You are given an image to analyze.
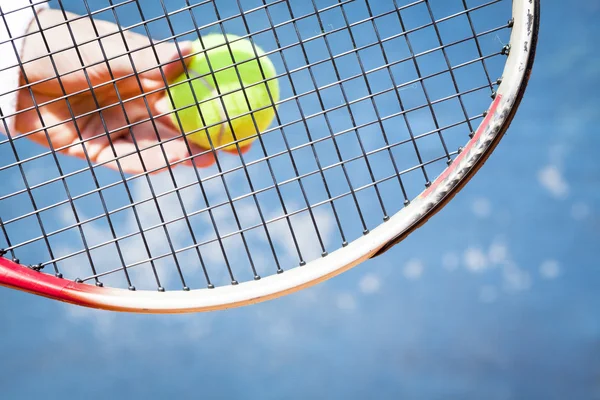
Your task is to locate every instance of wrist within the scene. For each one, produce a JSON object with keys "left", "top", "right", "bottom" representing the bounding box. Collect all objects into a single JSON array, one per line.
[{"left": 0, "top": 1, "right": 49, "bottom": 134}]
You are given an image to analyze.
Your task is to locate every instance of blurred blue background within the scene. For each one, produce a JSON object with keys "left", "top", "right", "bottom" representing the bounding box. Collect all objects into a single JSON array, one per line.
[{"left": 0, "top": 0, "right": 599, "bottom": 399}]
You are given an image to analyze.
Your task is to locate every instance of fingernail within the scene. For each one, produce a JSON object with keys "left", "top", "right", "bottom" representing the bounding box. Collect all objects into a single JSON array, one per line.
[
  {"left": 155, "top": 96, "right": 171, "bottom": 116},
  {"left": 178, "top": 41, "right": 193, "bottom": 56}
]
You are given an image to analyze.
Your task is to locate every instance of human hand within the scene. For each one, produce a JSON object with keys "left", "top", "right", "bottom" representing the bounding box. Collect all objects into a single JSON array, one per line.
[{"left": 15, "top": 9, "right": 242, "bottom": 174}]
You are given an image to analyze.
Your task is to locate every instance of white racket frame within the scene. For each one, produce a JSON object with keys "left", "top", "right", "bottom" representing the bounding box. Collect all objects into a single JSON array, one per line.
[{"left": 0, "top": 0, "right": 540, "bottom": 313}]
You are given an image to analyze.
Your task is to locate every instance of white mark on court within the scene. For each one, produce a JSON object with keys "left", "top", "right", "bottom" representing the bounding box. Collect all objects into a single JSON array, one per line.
[
  {"left": 479, "top": 285, "right": 498, "bottom": 304},
  {"left": 464, "top": 247, "right": 488, "bottom": 272},
  {"left": 494, "top": 34, "right": 507, "bottom": 47},
  {"left": 269, "top": 319, "right": 294, "bottom": 339},
  {"left": 442, "top": 252, "right": 459, "bottom": 271},
  {"left": 359, "top": 274, "right": 381, "bottom": 294},
  {"left": 399, "top": 83, "right": 419, "bottom": 92},
  {"left": 336, "top": 293, "right": 357, "bottom": 311},
  {"left": 472, "top": 197, "right": 492, "bottom": 218},
  {"left": 404, "top": 258, "right": 424, "bottom": 280},
  {"left": 571, "top": 201, "right": 591, "bottom": 221},
  {"left": 488, "top": 240, "right": 508, "bottom": 265},
  {"left": 314, "top": 24, "right": 334, "bottom": 36},
  {"left": 539, "top": 260, "right": 561, "bottom": 280},
  {"left": 503, "top": 262, "right": 532, "bottom": 292},
  {"left": 538, "top": 165, "right": 569, "bottom": 199}
]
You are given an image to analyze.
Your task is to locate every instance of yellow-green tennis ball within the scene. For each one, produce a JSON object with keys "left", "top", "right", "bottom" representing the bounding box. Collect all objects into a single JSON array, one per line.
[{"left": 168, "top": 34, "right": 279, "bottom": 152}]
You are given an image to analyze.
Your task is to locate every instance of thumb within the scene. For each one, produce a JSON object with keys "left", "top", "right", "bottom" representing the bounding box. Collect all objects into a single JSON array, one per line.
[
  {"left": 144, "top": 41, "right": 194, "bottom": 117},
  {"left": 152, "top": 41, "right": 199, "bottom": 131},
  {"left": 142, "top": 40, "right": 194, "bottom": 83}
]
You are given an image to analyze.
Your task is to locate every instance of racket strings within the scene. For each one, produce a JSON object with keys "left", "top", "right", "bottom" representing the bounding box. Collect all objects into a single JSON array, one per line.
[
  {"left": 0, "top": 1, "right": 355, "bottom": 143},
  {"left": 1, "top": 0, "right": 365, "bottom": 288},
  {"left": 178, "top": 0, "right": 272, "bottom": 284},
  {"left": 0, "top": 0, "right": 512, "bottom": 290},
  {"left": 1, "top": 1, "right": 500, "bottom": 156},
  {"left": 102, "top": 0, "right": 191, "bottom": 290},
  {"left": 0, "top": 5, "right": 507, "bottom": 173}
]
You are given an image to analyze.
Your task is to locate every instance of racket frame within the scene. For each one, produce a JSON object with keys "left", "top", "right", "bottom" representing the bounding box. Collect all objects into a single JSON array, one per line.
[{"left": 0, "top": 0, "right": 540, "bottom": 313}]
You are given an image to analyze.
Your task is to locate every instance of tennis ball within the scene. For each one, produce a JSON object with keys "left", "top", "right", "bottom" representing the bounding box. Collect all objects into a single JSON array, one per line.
[{"left": 168, "top": 34, "right": 279, "bottom": 152}]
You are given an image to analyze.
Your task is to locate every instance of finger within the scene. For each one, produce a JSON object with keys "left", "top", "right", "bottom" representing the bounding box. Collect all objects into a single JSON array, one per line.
[
  {"left": 87, "top": 40, "right": 194, "bottom": 98},
  {"left": 66, "top": 100, "right": 135, "bottom": 162},
  {"left": 158, "top": 41, "right": 195, "bottom": 82},
  {"left": 149, "top": 42, "right": 196, "bottom": 129},
  {"left": 94, "top": 118, "right": 215, "bottom": 174},
  {"left": 149, "top": 123, "right": 216, "bottom": 169},
  {"left": 138, "top": 119, "right": 216, "bottom": 170},
  {"left": 94, "top": 136, "right": 178, "bottom": 175},
  {"left": 181, "top": 143, "right": 217, "bottom": 168},
  {"left": 94, "top": 138, "right": 158, "bottom": 175},
  {"left": 136, "top": 41, "right": 194, "bottom": 90}
]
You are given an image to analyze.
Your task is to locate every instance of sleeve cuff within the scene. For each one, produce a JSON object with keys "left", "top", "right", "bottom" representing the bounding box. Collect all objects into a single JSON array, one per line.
[{"left": 0, "top": 1, "right": 50, "bottom": 136}]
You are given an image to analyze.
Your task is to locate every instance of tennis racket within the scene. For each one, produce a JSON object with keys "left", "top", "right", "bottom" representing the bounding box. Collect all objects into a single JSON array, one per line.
[{"left": 0, "top": 0, "right": 539, "bottom": 313}]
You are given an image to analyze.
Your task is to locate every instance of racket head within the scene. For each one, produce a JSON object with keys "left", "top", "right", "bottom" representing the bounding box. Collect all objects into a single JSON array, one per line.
[{"left": 0, "top": 0, "right": 540, "bottom": 313}]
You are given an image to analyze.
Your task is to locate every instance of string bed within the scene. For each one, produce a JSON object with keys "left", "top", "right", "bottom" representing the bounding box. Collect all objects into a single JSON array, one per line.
[{"left": 0, "top": 0, "right": 513, "bottom": 291}]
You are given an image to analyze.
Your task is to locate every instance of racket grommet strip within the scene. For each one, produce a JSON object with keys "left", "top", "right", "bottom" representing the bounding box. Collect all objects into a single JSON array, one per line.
[{"left": 29, "top": 264, "right": 44, "bottom": 272}]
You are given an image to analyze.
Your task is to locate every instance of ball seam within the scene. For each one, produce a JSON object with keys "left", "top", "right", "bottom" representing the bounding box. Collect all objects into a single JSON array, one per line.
[{"left": 188, "top": 68, "right": 227, "bottom": 149}]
